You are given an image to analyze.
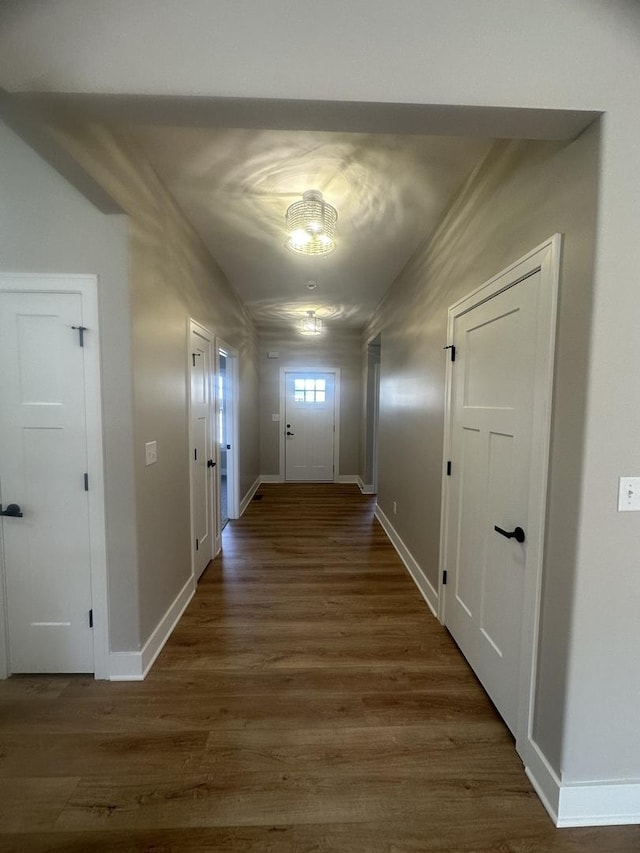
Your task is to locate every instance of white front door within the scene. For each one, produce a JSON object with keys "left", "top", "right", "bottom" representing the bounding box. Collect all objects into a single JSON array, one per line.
[
  {"left": 443, "top": 244, "right": 557, "bottom": 736},
  {"left": 0, "top": 290, "right": 94, "bottom": 672},
  {"left": 285, "top": 372, "right": 335, "bottom": 481},
  {"left": 190, "top": 322, "right": 216, "bottom": 579}
]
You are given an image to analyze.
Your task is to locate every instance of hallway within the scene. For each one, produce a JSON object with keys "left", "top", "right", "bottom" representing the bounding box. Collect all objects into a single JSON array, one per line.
[{"left": 0, "top": 484, "right": 637, "bottom": 851}]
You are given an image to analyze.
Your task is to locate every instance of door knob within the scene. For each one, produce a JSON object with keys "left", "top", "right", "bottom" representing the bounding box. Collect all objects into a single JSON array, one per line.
[
  {"left": 0, "top": 503, "right": 23, "bottom": 518},
  {"left": 494, "top": 525, "right": 525, "bottom": 543},
  {"left": 286, "top": 431, "right": 295, "bottom": 436},
  {"left": 207, "top": 459, "right": 216, "bottom": 468}
]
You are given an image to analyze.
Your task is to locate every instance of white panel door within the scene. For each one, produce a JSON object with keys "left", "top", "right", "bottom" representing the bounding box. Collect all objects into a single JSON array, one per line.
[
  {"left": 285, "top": 373, "right": 335, "bottom": 481},
  {"left": 190, "top": 323, "right": 216, "bottom": 579},
  {"left": 444, "top": 270, "right": 541, "bottom": 734},
  {"left": 0, "top": 291, "right": 94, "bottom": 672}
]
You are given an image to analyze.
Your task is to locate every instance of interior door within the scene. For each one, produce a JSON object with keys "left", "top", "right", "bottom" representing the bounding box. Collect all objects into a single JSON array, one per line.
[
  {"left": 217, "top": 351, "right": 229, "bottom": 529},
  {"left": 190, "top": 323, "right": 216, "bottom": 580},
  {"left": 444, "top": 269, "right": 542, "bottom": 734},
  {"left": 0, "top": 290, "right": 94, "bottom": 672},
  {"left": 285, "top": 372, "right": 335, "bottom": 481}
]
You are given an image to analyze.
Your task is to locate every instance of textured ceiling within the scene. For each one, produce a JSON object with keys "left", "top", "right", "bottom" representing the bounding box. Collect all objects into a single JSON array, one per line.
[{"left": 131, "top": 125, "right": 493, "bottom": 328}]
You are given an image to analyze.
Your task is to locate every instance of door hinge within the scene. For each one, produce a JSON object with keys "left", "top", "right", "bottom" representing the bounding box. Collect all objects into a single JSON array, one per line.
[
  {"left": 443, "top": 344, "right": 456, "bottom": 362},
  {"left": 194, "top": 448, "right": 197, "bottom": 461},
  {"left": 72, "top": 325, "right": 88, "bottom": 347},
  {"left": 89, "top": 609, "right": 93, "bottom": 628},
  {"left": 442, "top": 570, "right": 448, "bottom": 585},
  {"left": 84, "top": 472, "right": 89, "bottom": 491},
  {"left": 196, "top": 538, "right": 199, "bottom": 551},
  {"left": 446, "top": 461, "right": 452, "bottom": 476}
]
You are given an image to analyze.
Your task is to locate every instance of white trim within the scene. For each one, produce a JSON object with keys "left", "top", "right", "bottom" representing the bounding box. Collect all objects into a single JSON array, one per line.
[
  {"left": 278, "top": 367, "right": 341, "bottom": 481},
  {"left": 336, "top": 474, "right": 358, "bottom": 484},
  {"left": 556, "top": 782, "right": 640, "bottom": 828},
  {"left": 216, "top": 339, "right": 240, "bottom": 521},
  {"left": 526, "top": 751, "right": 640, "bottom": 828},
  {"left": 374, "top": 503, "right": 438, "bottom": 617},
  {"left": 524, "top": 740, "right": 562, "bottom": 824},
  {"left": 109, "top": 574, "right": 195, "bottom": 680},
  {"left": 0, "top": 273, "right": 109, "bottom": 679},
  {"left": 357, "top": 476, "right": 376, "bottom": 494},
  {"left": 188, "top": 319, "right": 217, "bottom": 578},
  {"left": 107, "top": 651, "right": 143, "bottom": 681},
  {"left": 260, "top": 474, "right": 283, "bottom": 484},
  {"left": 239, "top": 476, "right": 261, "bottom": 517}
]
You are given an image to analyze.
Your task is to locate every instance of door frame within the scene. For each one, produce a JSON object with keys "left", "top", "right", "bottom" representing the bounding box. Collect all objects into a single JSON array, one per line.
[
  {"left": 278, "top": 367, "right": 341, "bottom": 482},
  {"left": 216, "top": 339, "right": 240, "bottom": 521},
  {"left": 187, "top": 319, "right": 217, "bottom": 579},
  {"left": 438, "top": 234, "right": 562, "bottom": 760},
  {"left": 0, "top": 272, "right": 109, "bottom": 679},
  {"left": 372, "top": 361, "right": 381, "bottom": 495}
]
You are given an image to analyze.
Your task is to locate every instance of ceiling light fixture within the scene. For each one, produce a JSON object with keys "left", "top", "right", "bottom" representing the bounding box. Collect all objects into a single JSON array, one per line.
[
  {"left": 285, "top": 190, "right": 337, "bottom": 256},
  {"left": 299, "top": 310, "right": 323, "bottom": 336},
  {"left": 306, "top": 279, "right": 318, "bottom": 290}
]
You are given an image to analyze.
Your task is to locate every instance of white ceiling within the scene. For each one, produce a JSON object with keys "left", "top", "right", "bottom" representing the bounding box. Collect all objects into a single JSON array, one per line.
[
  {"left": 0, "top": 1, "right": 598, "bottom": 333},
  {"left": 129, "top": 125, "right": 492, "bottom": 328}
]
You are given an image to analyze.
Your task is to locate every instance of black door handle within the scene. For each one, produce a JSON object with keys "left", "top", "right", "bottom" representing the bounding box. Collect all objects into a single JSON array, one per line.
[
  {"left": 494, "top": 525, "right": 525, "bottom": 543},
  {"left": 286, "top": 431, "right": 295, "bottom": 436},
  {"left": 0, "top": 503, "right": 23, "bottom": 518},
  {"left": 207, "top": 459, "right": 216, "bottom": 468}
]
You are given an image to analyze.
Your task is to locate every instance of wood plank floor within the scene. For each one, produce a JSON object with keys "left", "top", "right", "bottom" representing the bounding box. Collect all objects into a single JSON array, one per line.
[{"left": 0, "top": 483, "right": 638, "bottom": 852}]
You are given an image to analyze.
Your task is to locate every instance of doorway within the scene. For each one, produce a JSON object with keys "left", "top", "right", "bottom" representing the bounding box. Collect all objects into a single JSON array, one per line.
[
  {"left": 0, "top": 273, "right": 108, "bottom": 677},
  {"left": 440, "top": 236, "right": 560, "bottom": 744},
  {"left": 283, "top": 371, "right": 337, "bottom": 481}
]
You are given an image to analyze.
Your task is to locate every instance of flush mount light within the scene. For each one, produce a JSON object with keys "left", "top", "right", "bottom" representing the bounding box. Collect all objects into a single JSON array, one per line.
[
  {"left": 285, "top": 190, "right": 337, "bottom": 256},
  {"left": 299, "top": 310, "right": 323, "bottom": 336},
  {"left": 306, "top": 280, "right": 318, "bottom": 290}
]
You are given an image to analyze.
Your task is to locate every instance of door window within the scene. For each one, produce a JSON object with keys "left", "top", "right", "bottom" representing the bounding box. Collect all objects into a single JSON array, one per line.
[{"left": 294, "top": 377, "right": 326, "bottom": 403}]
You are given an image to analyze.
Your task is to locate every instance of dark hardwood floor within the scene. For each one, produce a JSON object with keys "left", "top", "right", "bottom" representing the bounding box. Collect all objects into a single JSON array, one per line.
[{"left": 0, "top": 483, "right": 638, "bottom": 851}]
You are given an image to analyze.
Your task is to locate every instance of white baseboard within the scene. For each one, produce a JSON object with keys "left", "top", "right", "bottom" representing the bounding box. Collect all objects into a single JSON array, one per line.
[
  {"left": 239, "top": 476, "right": 261, "bottom": 516},
  {"left": 523, "top": 741, "right": 561, "bottom": 825},
  {"left": 336, "top": 474, "right": 358, "bottom": 484},
  {"left": 108, "top": 575, "right": 195, "bottom": 681},
  {"left": 556, "top": 781, "right": 640, "bottom": 827},
  {"left": 357, "top": 476, "right": 376, "bottom": 494},
  {"left": 525, "top": 740, "right": 640, "bottom": 827},
  {"left": 259, "top": 474, "right": 283, "bottom": 484},
  {"left": 374, "top": 503, "right": 438, "bottom": 617}
]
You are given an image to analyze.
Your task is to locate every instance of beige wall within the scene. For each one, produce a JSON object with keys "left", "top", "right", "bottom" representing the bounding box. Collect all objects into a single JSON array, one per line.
[
  {"left": 41, "top": 119, "right": 260, "bottom": 647},
  {"left": 258, "top": 325, "right": 361, "bottom": 477},
  {"left": 364, "top": 125, "right": 600, "bottom": 775}
]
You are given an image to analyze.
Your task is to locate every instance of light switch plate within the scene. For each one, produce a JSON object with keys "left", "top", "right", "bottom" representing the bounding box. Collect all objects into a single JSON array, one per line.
[
  {"left": 618, "top": 477, "right": 640, "bottom": 511},
  {"left": 145, "top": 441, "right": 158, "bottom": 466},
  {"left": 272, "top": 413, "right": 280, "bottom": 422}
]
